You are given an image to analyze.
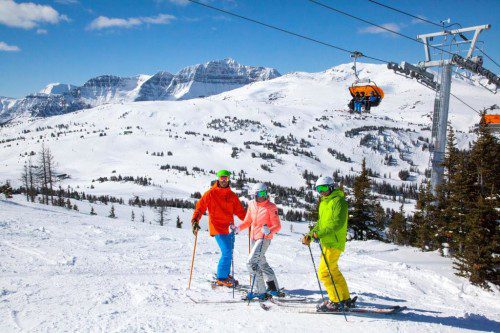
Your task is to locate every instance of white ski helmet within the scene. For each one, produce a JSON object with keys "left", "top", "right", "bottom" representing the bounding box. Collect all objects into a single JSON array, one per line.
[
  {"left": 252, "top": 183, "right": 268, "bottom": 197},
  {"left": 315, "top": 176, "right": 335, "bottom": 188}
]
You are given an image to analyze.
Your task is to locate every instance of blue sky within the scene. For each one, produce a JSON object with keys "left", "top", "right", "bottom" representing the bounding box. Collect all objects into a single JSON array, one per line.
[{"left": 0, "top": 0, "right": 498, "bottom": 98}]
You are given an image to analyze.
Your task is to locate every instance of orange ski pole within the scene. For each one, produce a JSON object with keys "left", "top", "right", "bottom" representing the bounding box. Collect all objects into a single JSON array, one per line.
[{"left": 188, "top": 232, "right": 198, "bottom": 289}]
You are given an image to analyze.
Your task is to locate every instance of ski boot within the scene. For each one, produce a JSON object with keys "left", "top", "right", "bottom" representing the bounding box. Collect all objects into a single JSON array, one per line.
[
  {"left": 342, "top": 296, "right": 358, "bottom": 308},
  {"left": 316, "top": 300, "right": 342, "bottom": 313},
  {"left": 214, "top": 275, "right": 239, "bottom": 288},
  {"left": 266, "top": 281, "right": 286, "bottom": 298},
  {"left": 244, "top": 292, "right": 269, "bottom": 301}
]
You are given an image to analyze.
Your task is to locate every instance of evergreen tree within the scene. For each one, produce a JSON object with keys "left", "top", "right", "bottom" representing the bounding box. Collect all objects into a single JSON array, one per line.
[
  {"left": 66, "top": 198, "right": 72, "bottom": 209},
  {"left": 109, "top": 205, "right": 116, "bottom": 218},
  {"left": 372, "top": 203, "right": 388, "bottom": 235},
  {"left": 454, "top": 195, "right": 499, "bottom": 289},
  {"left": 306, "top": 198, "right": 320, "bottom": 224},
  {"left": 471, "top": 114, "right": 500, "bottom": 196},
  {"left": 350, "top": 158, "right": 383, "bottom": 240},
  {"left": 453, "top": 115, "right": 500, "bottom": 288},
  {"left": 176, "top": 216, "right": 183, "bottom": 229},
  {"left": 387, "top": 205, "right": 408, "bottom": 245},
  {"left": 90, "top": 206, "right": 97, "bottom": 215},
  {"left": 413, "top": 182, "right": 437, "bottom": 251},
  {"left": 439, "top": 128, "right": 477, "bottom": 254}
]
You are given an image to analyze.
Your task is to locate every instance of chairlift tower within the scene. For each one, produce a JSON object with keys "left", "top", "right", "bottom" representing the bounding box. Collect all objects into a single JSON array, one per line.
[{"left": 416, "top": 24, "right": 491, "bottom": 193}]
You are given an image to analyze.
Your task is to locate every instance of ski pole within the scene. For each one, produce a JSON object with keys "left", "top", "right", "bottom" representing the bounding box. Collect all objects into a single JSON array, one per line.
[
  {"left": 248, "top": 228, "right": 267, "bottom": 306},
  {"left": 318, "top": 242, "right": 347, "bottom": 321},
  {"left": 231, "top": 226, "right": 235, "bottom": 299},
  {"left": 188, "top": 231, "right": 198, "bottom": 289},
  {"left": 307, "top": 243, "right": 325, "bottom": 302},
  {"left": 248, "top": 226, "right": 251, "bottom": 285}
]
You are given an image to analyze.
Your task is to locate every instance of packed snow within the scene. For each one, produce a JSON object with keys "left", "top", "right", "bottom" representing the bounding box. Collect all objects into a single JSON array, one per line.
[{"left": 0, "top": 197, "right": 499, "bottom": 332}]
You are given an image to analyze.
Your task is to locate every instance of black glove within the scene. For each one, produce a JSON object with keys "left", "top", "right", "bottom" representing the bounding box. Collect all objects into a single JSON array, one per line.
[{"left": 192, "top": 220, "right": 201, "bottom": 235}]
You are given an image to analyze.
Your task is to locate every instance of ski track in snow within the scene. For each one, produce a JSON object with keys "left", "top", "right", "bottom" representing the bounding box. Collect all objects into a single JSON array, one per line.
[{"left": 1, "top": 198, "right": 499, "bottom": 332}]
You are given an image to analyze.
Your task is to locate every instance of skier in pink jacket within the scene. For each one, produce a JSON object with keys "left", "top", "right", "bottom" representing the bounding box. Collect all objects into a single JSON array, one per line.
[{"left": 236, "top": 183, "right": 282, "bottom": 300}]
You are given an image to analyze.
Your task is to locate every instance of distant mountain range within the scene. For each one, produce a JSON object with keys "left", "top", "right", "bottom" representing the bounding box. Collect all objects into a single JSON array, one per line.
[{"left": 0, "top": 58, "right": 280, "bottom": 122}]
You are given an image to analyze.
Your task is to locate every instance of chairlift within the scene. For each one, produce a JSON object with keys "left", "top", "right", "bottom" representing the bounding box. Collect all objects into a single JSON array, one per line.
[
  {"left": 483, "top": 114, "right": 500, "bottom": 133},
  {"left": 348, "top": 52, "right": 384, "bottom": 112}
]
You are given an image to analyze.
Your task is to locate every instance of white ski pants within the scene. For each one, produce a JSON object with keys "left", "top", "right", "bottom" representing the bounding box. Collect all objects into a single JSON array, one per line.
[{"left": 247, "top": 239, "right": 279, "bottom": 294}]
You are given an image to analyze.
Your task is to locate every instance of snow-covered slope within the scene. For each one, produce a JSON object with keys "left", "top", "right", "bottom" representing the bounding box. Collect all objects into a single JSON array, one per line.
[
  {"left": 0, "top": 63, "right": 498, "bottom": 212},
  {"left": 0, "top": 197, "right": 498, "bottom": 332}
]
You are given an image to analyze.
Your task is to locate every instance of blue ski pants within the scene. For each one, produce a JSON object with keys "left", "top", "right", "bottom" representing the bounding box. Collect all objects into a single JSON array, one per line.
[
  {"left": 354, "top": 102, "right": 362, "bottom": 113},
  {"left": 214, "top": 233, "right": 235, "bottom": 279}
]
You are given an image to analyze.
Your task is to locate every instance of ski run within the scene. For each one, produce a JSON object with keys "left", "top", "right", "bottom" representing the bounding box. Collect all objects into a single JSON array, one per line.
[{"left": 1, "top": 196, "right": 499, "bottom": 332}]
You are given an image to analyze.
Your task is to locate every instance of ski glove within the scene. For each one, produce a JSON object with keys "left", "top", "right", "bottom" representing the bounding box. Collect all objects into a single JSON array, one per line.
[
  {"left": 262, "top": 225, "right": 271, "bottom": 236},
  {"left": 192, "top": 220, "right": 201, "bottom": 235},
  {"left": 230, "top": 224, "right": 240, "bottom": 234},
  {"left": 302, "top": 234, "right": 311, "bottom": 246}
]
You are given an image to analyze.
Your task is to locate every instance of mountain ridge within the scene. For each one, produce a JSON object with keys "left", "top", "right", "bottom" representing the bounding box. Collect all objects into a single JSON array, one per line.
[{"left": 0, "top": 58, "right": 281, "bottom": 122}]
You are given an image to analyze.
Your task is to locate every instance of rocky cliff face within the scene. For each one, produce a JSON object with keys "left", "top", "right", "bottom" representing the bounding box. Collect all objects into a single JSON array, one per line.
[
  {"left": 157, "top": 58, "right": 281, "bottom": 100},
  {"left": 135, "top": 71, "right": 174, "bottom": 101}
]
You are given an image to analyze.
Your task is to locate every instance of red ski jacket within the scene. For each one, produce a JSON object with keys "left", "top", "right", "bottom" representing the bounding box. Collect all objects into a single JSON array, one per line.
[{"left": 192, "top": 183, "right": 246, "bottom": 236}]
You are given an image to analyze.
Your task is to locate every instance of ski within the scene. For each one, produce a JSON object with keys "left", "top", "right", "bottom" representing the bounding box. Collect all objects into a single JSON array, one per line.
[
  {"left": 299, "top": 305, "right": 407, "bottom": 316},
  {"left": 187, "top": 294, "right": 272, "bottom": 310},
  {"left": 269, "top": 298, "right": 315, "bottom": 308}
]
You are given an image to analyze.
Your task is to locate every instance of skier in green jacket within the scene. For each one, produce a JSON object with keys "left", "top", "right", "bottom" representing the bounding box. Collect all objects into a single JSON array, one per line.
[{"left": 303, "top": 176, "right": 355, "bottom": 312}]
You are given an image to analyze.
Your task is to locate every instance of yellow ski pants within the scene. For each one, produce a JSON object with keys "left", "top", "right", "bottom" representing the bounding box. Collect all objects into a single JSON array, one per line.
[{"left": 318, "top": 247, "right": 350, "bottom": 302}]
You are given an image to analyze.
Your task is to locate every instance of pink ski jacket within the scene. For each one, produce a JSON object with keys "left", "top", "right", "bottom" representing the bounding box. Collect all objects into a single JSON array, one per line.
[{"left": 238, "top": 199, "right": 281, "bottom": 240}]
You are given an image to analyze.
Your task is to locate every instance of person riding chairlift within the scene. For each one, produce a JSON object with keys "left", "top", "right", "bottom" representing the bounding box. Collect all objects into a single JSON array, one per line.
[
  {"left": 353, "top": 92, "right": 363, "bottom": 114},
  {"left": 365, "top": 91, "right": 380, "bottom": 112},
  {"left": 370, "top": 91, "right": 380, "bottom": 105}
]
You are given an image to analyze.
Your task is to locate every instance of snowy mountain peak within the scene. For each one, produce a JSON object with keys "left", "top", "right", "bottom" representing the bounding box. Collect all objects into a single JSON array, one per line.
[
  {"left": 2, "top": 59, "right": 281, "bottom": 119},
  {"left": 137, "top": 59, "right": 280, "bottom": 101},
  {"left": 39, "top": 83, "right": 77, "bottom": 95}
]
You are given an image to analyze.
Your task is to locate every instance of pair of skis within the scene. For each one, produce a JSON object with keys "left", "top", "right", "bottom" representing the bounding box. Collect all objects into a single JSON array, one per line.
[{"left": 188, "top": 294, "right": 407, "bottom": 316}]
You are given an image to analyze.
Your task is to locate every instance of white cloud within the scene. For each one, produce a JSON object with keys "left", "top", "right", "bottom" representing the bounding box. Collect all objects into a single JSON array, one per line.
[
  {"left": 54, "top": 0, "right": 79, "bottom": 4},
  {"left": 166, "top": 0, "right": 189, "bottom": 5},
  {"left": 157, "top": 0, "right": 236, "bottom": 6},
  {"left": 0, "top": 0, "right": 69, "bottom": 29},
  {"left": 0, "top": 41, "right": 20, "bottom": 51},
  {"left": 358, "top": 23, "right": 401, "bottom": 35},
  {"left": 87, "top": 13, "right": 175, "bottom": 30},
  {"left": 36, "top": 28, "right": 47, "bottom": 34}
]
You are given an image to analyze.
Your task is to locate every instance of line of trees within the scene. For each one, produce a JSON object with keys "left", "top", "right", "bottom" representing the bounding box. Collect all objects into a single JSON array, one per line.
[{"left": 387, "top": 119, "right": 499, "bottom": 289}]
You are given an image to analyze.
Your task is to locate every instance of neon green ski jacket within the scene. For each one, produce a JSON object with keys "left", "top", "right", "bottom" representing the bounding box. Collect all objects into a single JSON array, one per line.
[{"left": 309, "top": 189, "right": 348, "bottom": 251}]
